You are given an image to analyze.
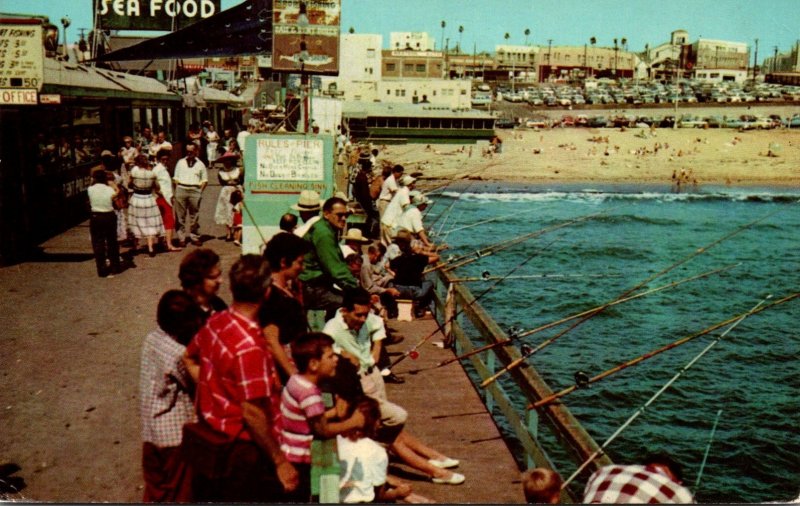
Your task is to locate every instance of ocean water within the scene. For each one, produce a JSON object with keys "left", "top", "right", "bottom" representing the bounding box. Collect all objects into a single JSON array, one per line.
[{"left": 427, "top": 183, "right": 800, "bottom": 503}]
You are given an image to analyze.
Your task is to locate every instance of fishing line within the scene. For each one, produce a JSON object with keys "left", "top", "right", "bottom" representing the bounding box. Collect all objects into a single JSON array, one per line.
[
  {"left": 388, "top": 235, "right": 563, "bottom": 371},
  {"left": 694, "top": 408, "right": 723, "bottom": 492},
  {"left": 439, "top": 263, "right": 739, "bottom": 369},
  {"left": 529, "top": 292, "right": 798, "bottom": 409},
  {"left": 559, "top": 295, "right": 773, "bottom": 491},
  {"left": 479, "top": 210, "right": 782, "bottom": 388}
]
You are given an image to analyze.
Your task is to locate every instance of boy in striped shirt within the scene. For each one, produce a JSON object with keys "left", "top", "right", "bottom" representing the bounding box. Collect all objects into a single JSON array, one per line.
[{"left": 280, "top": 332, "right": 366, "bottom": 502}]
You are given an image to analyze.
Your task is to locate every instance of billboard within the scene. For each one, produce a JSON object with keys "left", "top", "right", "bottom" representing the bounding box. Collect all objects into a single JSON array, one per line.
[
  {"left": 272, "top": 0, "right": 340, "bottom": 75},
  {"left": 94, "top": 0, "right": 221, "bottom": 31}
]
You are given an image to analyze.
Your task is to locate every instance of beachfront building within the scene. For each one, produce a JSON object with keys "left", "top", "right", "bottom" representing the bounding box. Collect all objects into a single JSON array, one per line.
[
  {"left": 643, "top": 30, "right": 688, "bottom": 81},
  {"left": 763, "top": 41, "right": 800, "bottom": 74},
  {"left": 495, "top": 44, "right": 538, "bottom": 86},
  {"left": 317, "top": 33, "right": 471, "bottom": 109},
  {"left": 446, "top": 53, "right": 497, "bottom": 81},
  {"left": 389, "top": 31, "right": 436, "bottom": 51},
  {"left": 382, "top": 49, "right": 445, "bottom": 79},
  {"left": 537, "top": 44, "right": 642, "bottom": 82},
  {"left": 687, "top": 39, "right": 749, "bottom": 83}
]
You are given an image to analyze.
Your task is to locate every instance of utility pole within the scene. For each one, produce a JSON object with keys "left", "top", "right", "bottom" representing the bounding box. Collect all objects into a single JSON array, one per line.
[
  {"left": 753, "top": 38, "right": 759, "bottom": 79},
  {"left": 772, "top": 45, "right": 779, "bottom": 73},
  {"left": 547, "top": 39, "right": 552, "bottom": 82}
]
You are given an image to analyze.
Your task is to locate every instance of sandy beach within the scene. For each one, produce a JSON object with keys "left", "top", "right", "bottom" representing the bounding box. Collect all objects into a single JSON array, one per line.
[{"left": 381, "top": 107, "right": 800, "bottom": 189}]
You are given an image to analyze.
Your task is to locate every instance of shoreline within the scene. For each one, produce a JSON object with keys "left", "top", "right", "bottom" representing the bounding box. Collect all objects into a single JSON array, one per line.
[{"left": 382, "top": 124, "right": 800, "bottom": 190}]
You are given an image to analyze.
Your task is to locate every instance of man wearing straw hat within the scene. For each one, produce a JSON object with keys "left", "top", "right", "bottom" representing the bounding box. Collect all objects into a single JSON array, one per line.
[
  {"left": 292, "top": 190, "right": 323, "bottom": 238},
  {"left": 339, "top": 228, "right": 372, "bottom": 258},
  {"left": 396, "top": 191, "right": 436, "bottom": 254}
]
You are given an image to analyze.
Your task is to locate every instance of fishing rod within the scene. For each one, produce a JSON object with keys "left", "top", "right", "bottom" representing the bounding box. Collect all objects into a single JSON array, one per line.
[
  {"left": 479, "top": 210, "right": 781, "bottom": 388},
  {"left": 449, "top": 272, "right": 623, "bottom": 283},
  {"left": 559, "top": 296, "right": 771, "bottom": 491},
  {"left": 425, "top": 208, "right": 612, "bottom": 275},
  {"left": 438, "top": 263, "right": 739, "bottom": 369},
  {"left": 388, "top": 236, "right": 563, "bottom": 370},
  {"left": 440, "top": 206, "right": 541, "bottom": 238},
  {"left": 694, "top": 408, "right": 723, "bottom": 492},
  {"left": 529, "top": 292, "right": 798, "bottom": 410}
]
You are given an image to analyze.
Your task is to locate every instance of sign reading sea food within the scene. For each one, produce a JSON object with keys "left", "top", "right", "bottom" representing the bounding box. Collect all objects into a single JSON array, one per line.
[
  {"left": 272, "top": 0, "right": 340, "bottom": 74},
  {"left": 0, "top": 21, "right": 44, "bottom": 92},
  {"left": 94, "top": 0, "right": 221, "bottom": 31}
]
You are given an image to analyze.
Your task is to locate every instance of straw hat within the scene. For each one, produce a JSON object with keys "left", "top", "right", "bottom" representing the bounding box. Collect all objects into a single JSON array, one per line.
[
  {"left": 100, "top": 150, "right": 114, "bottom": 158},
  {"left": 291, "top": 190, "right": 323, "bottom": 212},
  {"left": 214, "top": 152, "right": 240, "bottom": 164},
  {"left": 342, "top": 228, "right": 371, "bottom": 244}
]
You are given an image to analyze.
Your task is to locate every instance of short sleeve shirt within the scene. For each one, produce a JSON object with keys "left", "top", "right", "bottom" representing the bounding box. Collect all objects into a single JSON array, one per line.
[
  {"left": 323, "top": 311, "right": 386, "bottom": 372},
  {"left": 186, "top": 308, "right": 282, "bottom": 440},
  {"left": 582, "top": 464, "right": 694, "bottom": 504},
  {"left": 279, "top": 375, "right": 326, "bottom": 463},
  {"left": 396, "top": 206, "right": 424, "bottom": 235},
  {"left": 88, "top": 183, "right": 116, "bottom": 212}
]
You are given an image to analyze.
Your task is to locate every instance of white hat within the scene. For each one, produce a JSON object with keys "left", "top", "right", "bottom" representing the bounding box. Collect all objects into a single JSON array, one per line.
[
  {"left": 342, "top": 228, "right": 371, "bottom": 244},
  {"left": 399, "top": 175, "right": 416, "bottom": 187},
  {"left": 291, "top": 190, "right": 323, "bottom": 212},
  {"left": 411, "top": 192, "right": 431, "bottom": 206}
]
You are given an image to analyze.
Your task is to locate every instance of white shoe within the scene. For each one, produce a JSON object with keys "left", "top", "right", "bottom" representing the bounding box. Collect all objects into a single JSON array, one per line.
[
  {"left": 428, "top": 457, "right": 459, "bottom": 469},
  {"left": 432, "top": 472, "right": 465, "bottom": 485}
]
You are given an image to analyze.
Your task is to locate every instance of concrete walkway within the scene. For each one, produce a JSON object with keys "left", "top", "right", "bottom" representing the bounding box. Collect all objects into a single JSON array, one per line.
[{"left": 0, "top": 171, "right": 524, "bottom": 503}]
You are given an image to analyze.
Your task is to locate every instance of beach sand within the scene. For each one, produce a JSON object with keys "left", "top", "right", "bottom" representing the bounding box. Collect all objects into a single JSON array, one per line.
[{"left": 380, "top": 124, "right": 800, "bottom": 189}]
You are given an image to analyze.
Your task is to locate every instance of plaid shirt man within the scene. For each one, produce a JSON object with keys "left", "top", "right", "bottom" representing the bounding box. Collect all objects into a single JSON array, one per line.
[
  {"left": 186, "top": 307, "right": 282, "bottom": 441},
  {"left": 582, "top": 464, "right": 694, "bottom": 503}
]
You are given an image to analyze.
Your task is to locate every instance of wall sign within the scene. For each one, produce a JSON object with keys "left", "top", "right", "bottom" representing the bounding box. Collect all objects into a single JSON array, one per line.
[
  {"left": 272, "top": 0, "right": 340, "bottom": 74},
  {"left": 94, "top": 0, "right": 221, "bottom": 31},
  {"left": 0, "top": 21, "right": 44, "bottom": 91},
  {"left": 241, "top": 133, "right": 335, "bottom": 254}
]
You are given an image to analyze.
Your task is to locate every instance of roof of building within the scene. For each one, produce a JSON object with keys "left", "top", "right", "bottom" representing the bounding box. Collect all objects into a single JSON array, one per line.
[
  {"left": 342, "top": 101, "right": 494, "bottom": 119},
  {"left": 42, "top": 58, "right": 180, "bottom": 100}
]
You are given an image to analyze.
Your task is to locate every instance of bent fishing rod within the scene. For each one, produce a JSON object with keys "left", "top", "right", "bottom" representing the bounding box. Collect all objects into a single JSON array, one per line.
[
  {"left": 438, "top": 263, "right": 739, "bottom": 369},
  {"left": 559, "top": 295, "right": 772, "bottom": 491},
  {"left": 388, "top": 236, "right": 562, "bottom": 370},
  {"left": 529, "top": 292, "right": 799, "bottom": 410},
  {"left": 479, "top": 210, "right": 781, "bottom": 388},
  {"left": 425, "top": 207, "right": 613, "bottom": 275}
]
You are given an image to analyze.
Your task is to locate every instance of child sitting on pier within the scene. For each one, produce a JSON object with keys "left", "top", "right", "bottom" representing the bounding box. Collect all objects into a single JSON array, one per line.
[{"left": 521, "top": 467, "right": 562, "bottom": 504}]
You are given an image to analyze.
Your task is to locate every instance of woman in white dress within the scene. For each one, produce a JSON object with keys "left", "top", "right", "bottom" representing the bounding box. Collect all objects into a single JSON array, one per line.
[
  {"left": 204, "top": 123, "right": 220, "bottom": 164},
  {"left": 128, "top": 154, "right": 165, "bottom": 257},
  {"left": 213, "top": 152, "right": 242, "bottom": 241}
]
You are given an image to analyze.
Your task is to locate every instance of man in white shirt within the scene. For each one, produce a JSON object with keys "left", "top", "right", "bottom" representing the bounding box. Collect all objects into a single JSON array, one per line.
[
  {"left": 376, "top": 164, "right": 404, "bottom": 219},
  {"left": 88, "top": 169, "right": 121, "bottom": 277},
  {"left": 380, "top": 175, "right": 414, "bottom": 246},
  {"left": 172, "top": 144, "right": 208, "bottom": 246},
  {"left": 292, "top": 190, "right": 323, "bottom": 238},
  {"left": 236, "top": 124, "right": 252, "bottom": 156},
  {"left": 396, "top": 191, "right": 435, "bottom": 254}
]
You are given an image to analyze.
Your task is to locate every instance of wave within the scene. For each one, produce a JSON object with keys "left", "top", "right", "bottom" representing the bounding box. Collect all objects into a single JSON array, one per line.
[{"left": 440, "top": 189, "right": 800, "bottom": 204}]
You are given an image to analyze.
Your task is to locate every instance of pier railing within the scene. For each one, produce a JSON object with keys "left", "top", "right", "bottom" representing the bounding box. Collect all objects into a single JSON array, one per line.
[{"left": 432, "top": 268, "right": 613, "bottom": 501}]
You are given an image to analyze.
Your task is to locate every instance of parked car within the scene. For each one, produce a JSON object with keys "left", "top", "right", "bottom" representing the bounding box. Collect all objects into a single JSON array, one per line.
[
  {"left": 525, "top": 118, "right": 548, "bottom": 129},
  {"left": 750, "top": 116, "right": 775, "bottom": 129},
  {"left": 574, "top": 114, "right": 589, "bottom": 127},
  {"left": 659, "top": 116, "right": 676, "bottom": 128},
  {"left": 705, "top": 115, "right": 724, "bottom": 128},
  {"left": 679, "top": 115, "right": 707, "bottom": 128},
  {"left": 787, "top": 115, "right": 800, "bottom": 128},
  {"left": 495, "top": 118, "right": 516, "bottom": 129},
  {"left": 587, "top": 116, "right": 609, "bottom": 128}
]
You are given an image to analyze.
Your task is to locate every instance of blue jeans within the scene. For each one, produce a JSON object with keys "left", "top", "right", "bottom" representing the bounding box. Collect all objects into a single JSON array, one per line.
[{"left": 392, "top": 279, "right": 434, "bottom": 313}]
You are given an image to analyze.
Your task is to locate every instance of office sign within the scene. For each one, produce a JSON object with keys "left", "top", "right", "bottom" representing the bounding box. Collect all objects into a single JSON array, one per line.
[
  {"left": 241, "top": 133, "right": 335, "bottom": 254},
  {"left": 272, "top": 0, "right": 340, "bottom": 74},
  {"left": 0, "top": 88, "right": 37, "bottom": 105},
  {"left": 0, "top": 21, "right": 44, "bottom": 91},
  {"left": 95, "top": 0, "right": 221, "bottom": 31}
]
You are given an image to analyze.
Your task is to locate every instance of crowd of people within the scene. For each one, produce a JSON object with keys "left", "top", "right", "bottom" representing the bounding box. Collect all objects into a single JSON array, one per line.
[{"left": 87, "top": 123, "right": 244, "bottom": 278}]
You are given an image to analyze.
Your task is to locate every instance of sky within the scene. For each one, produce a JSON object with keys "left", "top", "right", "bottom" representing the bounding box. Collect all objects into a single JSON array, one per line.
[{"left": 3, "top": 0, "right": 799, "bottom": 61}]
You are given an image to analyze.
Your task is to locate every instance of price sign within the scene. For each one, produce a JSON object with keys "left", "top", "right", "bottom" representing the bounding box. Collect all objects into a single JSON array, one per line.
[{"left": 0, "top": 22, "right": 44, "bottom": 91}]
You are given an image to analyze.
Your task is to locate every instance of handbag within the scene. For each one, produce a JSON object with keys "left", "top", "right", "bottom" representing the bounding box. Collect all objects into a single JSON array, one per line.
[{"left": 180, "top": 420, "right": 241, "bottom": 479}]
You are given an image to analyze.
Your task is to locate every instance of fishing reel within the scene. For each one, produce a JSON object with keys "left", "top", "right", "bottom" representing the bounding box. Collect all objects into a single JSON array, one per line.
[
  {"left": 574, "top": 371, "right": 591, "bottom": 389},
  {"left": 482, "top": 270, "right": 491, "bottom": 280}
]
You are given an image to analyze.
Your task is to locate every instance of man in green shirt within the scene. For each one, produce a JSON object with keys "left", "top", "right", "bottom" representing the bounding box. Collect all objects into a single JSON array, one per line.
[{"left": 300, "top": 197, "right": 359, "bottom": 318}]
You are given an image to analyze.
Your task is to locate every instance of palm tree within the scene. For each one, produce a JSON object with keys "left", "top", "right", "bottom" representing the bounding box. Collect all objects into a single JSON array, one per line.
[
  {"left": 348, "top": 26, "right": 354, "bottom": 34},
  {"left": 590, "top": 36, "right": 596, "bottom": 47},
  {"left": 458, "top": 25, "right": 464, "bottom": 53},
  {"left": 440, "top": 20, "right": 446, "bottom": 51},
  {"left": 613, "top": 38, "right": 619, "bottom": 75},
  {"left": 524, "top": 28, "right": 530, "bottom": 46},
  {"left": 621, "top": 37, "right": 627, "bottom": 51}
]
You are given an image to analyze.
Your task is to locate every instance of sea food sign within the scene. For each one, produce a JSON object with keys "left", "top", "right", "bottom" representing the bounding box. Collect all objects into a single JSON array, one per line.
[
  {"left": 272, "top": 0, "right": 340, "bottom": 75},
  {"left": 95, "top": 0, "right": 221, "bottom": 31}
]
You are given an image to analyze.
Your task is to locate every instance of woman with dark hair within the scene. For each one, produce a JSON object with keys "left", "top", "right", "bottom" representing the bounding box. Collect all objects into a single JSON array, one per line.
[
  {"left": 128, "top": 153, "right": 165, "bottom": 257},
  {"left": 259, "top": 232, "right": 311, "bottom": 381},
  {"left": 178, "top": 248, "right": 227, "bottom": 321},
  {"left": 139, "top": 290, "right": 205, "bottom": 502}
]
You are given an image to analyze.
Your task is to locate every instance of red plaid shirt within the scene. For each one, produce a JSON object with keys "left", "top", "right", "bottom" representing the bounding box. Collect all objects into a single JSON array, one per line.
[
  {"left": 186, "top": 308, "right": 282, "bottom": 441},
  {"left": 582, "top": 464, "right": 694, "bottom": 503}
]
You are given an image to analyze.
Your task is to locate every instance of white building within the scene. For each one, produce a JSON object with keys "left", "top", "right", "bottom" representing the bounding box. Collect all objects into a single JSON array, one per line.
[
  {"left": 389, "top": 32, "right": 436, "bottom": 51},
  {"left": 690, "top": 38, "right": 749, "bottom": 83},
  {"left": 319, "top": 32, "right": 472, "bottom": 109}
]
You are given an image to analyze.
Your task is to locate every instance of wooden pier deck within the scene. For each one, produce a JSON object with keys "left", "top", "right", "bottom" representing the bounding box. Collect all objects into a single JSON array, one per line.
[{"left": 0, "top": 170, "right": 525, "bottom": 503}]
